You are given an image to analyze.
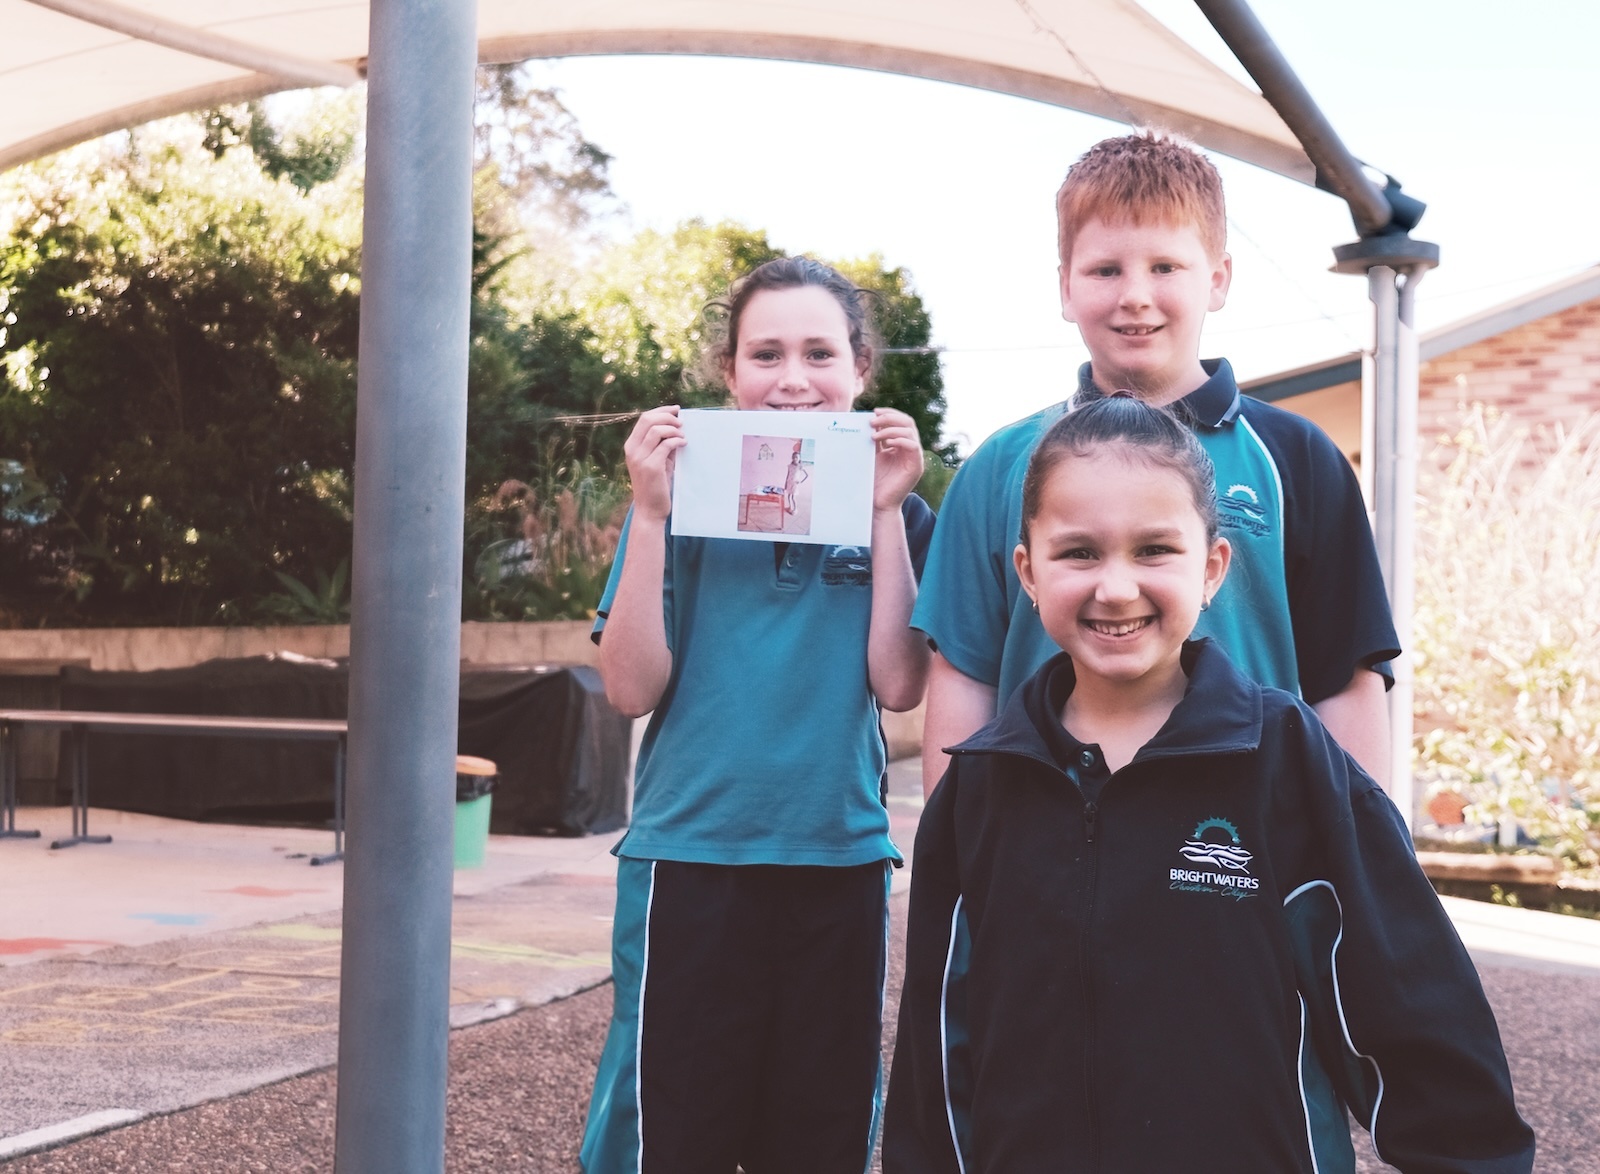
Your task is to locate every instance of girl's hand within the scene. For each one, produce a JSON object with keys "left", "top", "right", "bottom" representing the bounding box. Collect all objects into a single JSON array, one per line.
[
  {"left": 871, "top": 408, "right": 924, "bottom": 512},
  {"left": 623, "top": 405, "right": 685, "bottom": 523}
]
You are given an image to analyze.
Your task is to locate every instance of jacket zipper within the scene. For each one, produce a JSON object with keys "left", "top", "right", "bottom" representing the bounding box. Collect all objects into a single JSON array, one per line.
[{"left": 1079, "top": 794, "right": 1102, "bottom": 1169}]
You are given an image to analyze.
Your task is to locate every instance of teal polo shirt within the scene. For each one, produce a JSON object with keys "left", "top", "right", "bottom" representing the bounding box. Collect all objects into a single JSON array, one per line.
[
  {"left": 594, "top": 496, "right": 935, "bottom": 866},
  {"left": 912, "top": 360, "right": 1397, "bottom": 708}
]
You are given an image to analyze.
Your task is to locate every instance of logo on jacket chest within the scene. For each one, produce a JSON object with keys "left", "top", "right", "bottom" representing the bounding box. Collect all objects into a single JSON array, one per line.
[
  {"left": 1170, "top": 817, "right": 1260, "bottom": 901},
  {"left": 821, "top": 545, "right": 871, "bottom": 587},
  {"left": 1218, "top": 482, "right": 1273, "bottom": 540}
]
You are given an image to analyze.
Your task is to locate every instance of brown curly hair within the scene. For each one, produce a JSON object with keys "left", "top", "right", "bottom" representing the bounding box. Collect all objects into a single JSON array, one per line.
[{"left": 697, "top": 256, "right": 880, "bottom": 392}]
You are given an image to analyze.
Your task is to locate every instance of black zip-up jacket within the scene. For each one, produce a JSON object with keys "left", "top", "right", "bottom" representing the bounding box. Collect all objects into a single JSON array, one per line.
[{"left": 883, "top": 641, "right": 1533, "bottom": 1174}]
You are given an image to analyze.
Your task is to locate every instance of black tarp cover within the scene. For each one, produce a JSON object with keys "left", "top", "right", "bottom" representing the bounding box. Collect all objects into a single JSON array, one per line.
[{"left": 57, "top": 657, "right": 629, "bottom": 836}]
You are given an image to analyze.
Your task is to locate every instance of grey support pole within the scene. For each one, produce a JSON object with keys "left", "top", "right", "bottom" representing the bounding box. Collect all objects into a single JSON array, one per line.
[
  {"left": 1384, "top": 269, "right": 1424, "bottom": 826},
  {"left": 333, "top": 0, "right": 476, "bottom": 1169},
  {"left": 1363, "top": 266, "right": 1416, "bottom": 826},
  {"left": 1193, "top": 0, "right": 1438, "bottom": 822},
  {"left": 1367, "top": 268, "right": 1399, "bottom": 594},
  {"left": 1337, "top": 241, "right": 1434, "bottom": 823},
  {"left": 1190, "top": 0, "right": 1392, "bottom": 236}
]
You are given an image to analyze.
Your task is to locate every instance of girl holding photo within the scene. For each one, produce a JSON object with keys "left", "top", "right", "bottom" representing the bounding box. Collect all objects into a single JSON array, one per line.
[{"left": 580, "top": 256, "right": 933, "bottom": 1173}]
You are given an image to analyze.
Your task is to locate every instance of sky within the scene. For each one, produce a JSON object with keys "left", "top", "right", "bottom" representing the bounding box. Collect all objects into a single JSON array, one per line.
[{"left": 529, "top": 0, "right": 1600, "bottom": 454}]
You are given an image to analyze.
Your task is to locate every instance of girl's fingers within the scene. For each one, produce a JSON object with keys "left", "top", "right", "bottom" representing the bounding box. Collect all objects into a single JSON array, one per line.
[
  {"left": 626, "top": 422, "right": 686, "bottom": 463},
  {"left": 870, "top": 418, "right": 918, "bottom": 441},
  {"left": 626, "top": 405, "right": 682, "bottom": 442},
  {"left": 871, "top": 407, "right": 916, "bottom": 432}
]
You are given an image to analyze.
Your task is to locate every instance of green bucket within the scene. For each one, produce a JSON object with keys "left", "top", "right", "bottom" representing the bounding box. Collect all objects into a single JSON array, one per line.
[{"left": 453, "top": 792, "right": 493, "bottom": 869}]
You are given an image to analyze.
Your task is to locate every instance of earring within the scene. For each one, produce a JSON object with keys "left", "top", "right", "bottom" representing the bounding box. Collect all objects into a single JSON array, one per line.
[
  {"left": 1030, "top": 597, "right": 1039, "bottom": 612},
  {"left": 1200, "top": 596, "right": 1211, "bottom": 612}
]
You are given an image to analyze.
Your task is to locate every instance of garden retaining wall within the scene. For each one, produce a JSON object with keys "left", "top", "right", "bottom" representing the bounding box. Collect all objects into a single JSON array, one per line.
[{"left": 0, "top": 622, "right": 926, "bottom": 761}]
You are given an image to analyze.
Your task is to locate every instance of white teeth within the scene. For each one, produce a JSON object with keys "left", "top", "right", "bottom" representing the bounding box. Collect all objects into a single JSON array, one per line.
[{"left": 1088, "top": 618, "right": 1149, "bottom": 637}]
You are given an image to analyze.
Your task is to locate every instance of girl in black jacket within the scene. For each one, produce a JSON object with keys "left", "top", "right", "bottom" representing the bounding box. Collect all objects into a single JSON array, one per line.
[{"left": 883, "top": 395, "right": 1533, "bottom": 1173}]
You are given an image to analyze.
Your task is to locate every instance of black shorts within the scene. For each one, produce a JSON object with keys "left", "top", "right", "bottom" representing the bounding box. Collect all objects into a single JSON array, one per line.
[{"left": 581, "top": 858, "right": 892, "bottom": 1173}]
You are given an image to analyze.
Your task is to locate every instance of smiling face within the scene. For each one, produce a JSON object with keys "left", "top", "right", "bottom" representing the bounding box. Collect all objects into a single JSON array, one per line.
[
  {"left": 724, "top": 285, "right": 866, "bottom": 412},
  {"left": 1015, "top": 444, "right": 1230, "bottom": 699},
  {"left": 1059, "top": 216, "right": 1231, "bottom": 407}
]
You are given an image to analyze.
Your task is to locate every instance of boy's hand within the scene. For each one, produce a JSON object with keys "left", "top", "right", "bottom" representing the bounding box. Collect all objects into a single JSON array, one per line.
[
  {"left": 871, "top": 408, "right": 924, "bottom": 512},
  {"left": 623, "top": 405, "right": 685, "bottom": 524}
]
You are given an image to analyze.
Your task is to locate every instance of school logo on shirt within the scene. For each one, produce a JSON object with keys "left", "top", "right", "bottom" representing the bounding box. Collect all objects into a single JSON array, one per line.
[
  {"left": 1170, "top": 817, "right": 1260, "bottom": 901},
  {"left": 821, "top": 545, "right": 872, "bottom": 587},
  {"left": 1218, "top": 483, "right": 1272, "bottom": 539}
]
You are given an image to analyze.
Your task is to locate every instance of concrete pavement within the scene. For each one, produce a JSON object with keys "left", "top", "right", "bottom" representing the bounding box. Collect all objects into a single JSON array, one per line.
[{"left": 0, "top": 804, "right": 620, "bottom": 1158}]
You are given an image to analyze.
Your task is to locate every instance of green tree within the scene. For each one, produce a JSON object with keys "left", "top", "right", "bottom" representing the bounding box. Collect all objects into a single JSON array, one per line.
[
  {"left": 0, "top": 97, "right": 954, "bottom": 627},
  {"left": 0, "top": 119, "right": 364, "bottom": 625},
  {"left": 0, "top": 84, "right": 634, "bottom": 626},
  {"left": 461, "top": 225, "right": 644, "bottom": 621},
  {"left": 196, "top": 93, "right": 362, "bottom": 191},
  {"left": 571, "top": 222, "right": 950, "bottom": 443},
  {"left": 569, "top": 222, "right": 955, "bottom": 501},
  {"left": 472, "top": 64, "right": 621, "bottom": 300},
  {"left": 836, "top": 257, "right": 953, "bottom": 463},
  {"left": 571, "top": 218, "right": 784, "bottom": 405}
]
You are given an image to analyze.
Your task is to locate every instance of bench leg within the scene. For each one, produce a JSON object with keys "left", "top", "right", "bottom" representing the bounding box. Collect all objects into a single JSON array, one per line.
[
  {"left": 310, "top": 736, "right": 346, "bottom": 866},
  {"left": 50, "top": 725, "right": 111, "bottom": 849},
  {"left": 1, "top": 726, "right": 41, "bottom": 840}
]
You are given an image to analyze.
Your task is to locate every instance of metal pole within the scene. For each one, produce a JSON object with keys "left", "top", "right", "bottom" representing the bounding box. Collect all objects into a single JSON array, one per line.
[
  {"left": 1388, "top": 270, "right": 1424, "bottom": 826},
  {"left": 333, "top": 0, "right": 476, "bottom": 1167},
  {"left": 1365, "top": 266, "right": 1405, "bottom": 812},
  {"left": 1191, "top": 0, "right": 1392, "bottom": 235},
  {"left": 1188, "top": 2, "right": 1439, "bottom": 822},
  {"left": 1368, "top": 267, "right": 1400, "bottom": 594},
  {"left": 1364, "top": 264, "right": 1422, "bottom": 821}
]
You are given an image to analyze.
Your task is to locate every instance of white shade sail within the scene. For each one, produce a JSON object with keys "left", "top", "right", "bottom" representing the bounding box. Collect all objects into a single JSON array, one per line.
[{"left": 2, "top": 0, "right": 1312, "bottom": 179}]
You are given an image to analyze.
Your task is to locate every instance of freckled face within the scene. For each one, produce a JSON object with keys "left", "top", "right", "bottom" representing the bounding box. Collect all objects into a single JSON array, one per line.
[
  {"left": 1059, "top": 217, "right": 1231, "bottom": 406},
  {"left": 1014, "top": 447, "right": 1230, "bottom": 695},
  {"left": 724, "top": 286, "right": 865, "bottom": 413}
]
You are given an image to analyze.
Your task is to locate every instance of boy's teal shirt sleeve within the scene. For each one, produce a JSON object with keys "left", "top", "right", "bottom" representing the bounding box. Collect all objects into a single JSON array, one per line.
[
  {"left": 911, "top": 447, "right": 1012, "bottom": 686},
  {"left": 912, "top": 406, "right": 1063, "bottom": 692}
]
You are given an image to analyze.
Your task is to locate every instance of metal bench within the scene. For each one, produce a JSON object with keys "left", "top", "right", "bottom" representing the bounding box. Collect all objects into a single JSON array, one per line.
[{"left": 0, "top": 710, "right": 349, "bottom": 865}]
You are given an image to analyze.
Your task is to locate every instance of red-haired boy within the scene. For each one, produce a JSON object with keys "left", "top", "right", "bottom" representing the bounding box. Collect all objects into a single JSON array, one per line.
[{"left": 914, "top": 130, "right": 1398, "bottom": 793}]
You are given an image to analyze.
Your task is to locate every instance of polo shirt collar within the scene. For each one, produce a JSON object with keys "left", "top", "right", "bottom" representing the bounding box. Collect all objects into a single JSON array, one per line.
[{"left": 1074, "top": 359, "right": 1243, "bottom": 428}]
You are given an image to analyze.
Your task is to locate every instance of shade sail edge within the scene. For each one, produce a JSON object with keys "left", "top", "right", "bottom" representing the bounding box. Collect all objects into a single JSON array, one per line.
[
  {"left": 1, "top": 10, "right": 1313, "bottom": 183},
  {"left": 482, "top": 33, "right": 1316, "bottom": 184}
]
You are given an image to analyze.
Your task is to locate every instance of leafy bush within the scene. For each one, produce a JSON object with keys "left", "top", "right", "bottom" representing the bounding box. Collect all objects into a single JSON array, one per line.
[
  {"left": 0, "top": 71, "right": 956, "bottom": 628},
  {"left": 464, "top": 448, "right": 629, "bottom": 621},
  {"left": 1413, "top": 406, "right": 1600, "bottom": 872},
  {"left": 256, "top": 557, "right": 351, "bottom": 624},
  {"left": 0, "top": 118, "right": 363, "bottom": 625}
]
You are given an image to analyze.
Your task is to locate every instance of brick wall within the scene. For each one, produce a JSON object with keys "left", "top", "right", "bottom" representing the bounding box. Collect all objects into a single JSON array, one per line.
[{"left": 1419, "top": 294, "right": 1600, "bottom": 452}]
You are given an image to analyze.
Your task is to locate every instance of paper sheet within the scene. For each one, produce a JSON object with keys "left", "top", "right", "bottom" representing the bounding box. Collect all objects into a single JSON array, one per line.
[{"left": 670, "top": 409, "right": 875, "bottom": 546}]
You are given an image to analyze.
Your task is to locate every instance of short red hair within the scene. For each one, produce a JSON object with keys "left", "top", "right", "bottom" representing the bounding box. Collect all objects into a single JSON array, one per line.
[{"left": 1056, "top": 130, "right": 1227, "bottom": 265}]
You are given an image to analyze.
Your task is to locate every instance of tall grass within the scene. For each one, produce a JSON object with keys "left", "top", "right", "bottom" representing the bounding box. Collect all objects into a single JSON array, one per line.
[
  {"left": 465, "top": 452, "right": 630, "bottom": 622},
  {"left": 1413, "top": 406, "right": 1600, "bottom": 871}
]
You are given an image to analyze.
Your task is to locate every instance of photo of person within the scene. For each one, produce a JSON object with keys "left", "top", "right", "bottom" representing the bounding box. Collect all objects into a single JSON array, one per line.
[{"left": 738, "top": 435, "right": 815, "bottom": 534}]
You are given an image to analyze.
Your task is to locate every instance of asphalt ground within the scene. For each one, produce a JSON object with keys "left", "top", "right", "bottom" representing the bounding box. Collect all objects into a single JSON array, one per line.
[{"left": 3, "top": 760, "right": 1598, "bottom": 1171}]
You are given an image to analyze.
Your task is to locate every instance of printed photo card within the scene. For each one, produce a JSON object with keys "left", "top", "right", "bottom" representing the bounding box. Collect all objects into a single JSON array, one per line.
[{"left": 671, "top": 409, "right": 876, "bottom": 546}]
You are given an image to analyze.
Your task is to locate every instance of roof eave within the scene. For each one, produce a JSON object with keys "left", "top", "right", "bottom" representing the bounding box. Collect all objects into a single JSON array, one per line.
[{"left": 1244, "top": 264, "right": 1600, "bottom": 402}]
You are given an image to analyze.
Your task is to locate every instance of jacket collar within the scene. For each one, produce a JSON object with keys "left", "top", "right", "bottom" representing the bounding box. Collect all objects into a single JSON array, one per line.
[
  {"left": 1074, "top": 358, "right": 1242, "bottom": 429},
  {"left": 951, "top": 638, "right": 1263, "bottom": 765}
]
